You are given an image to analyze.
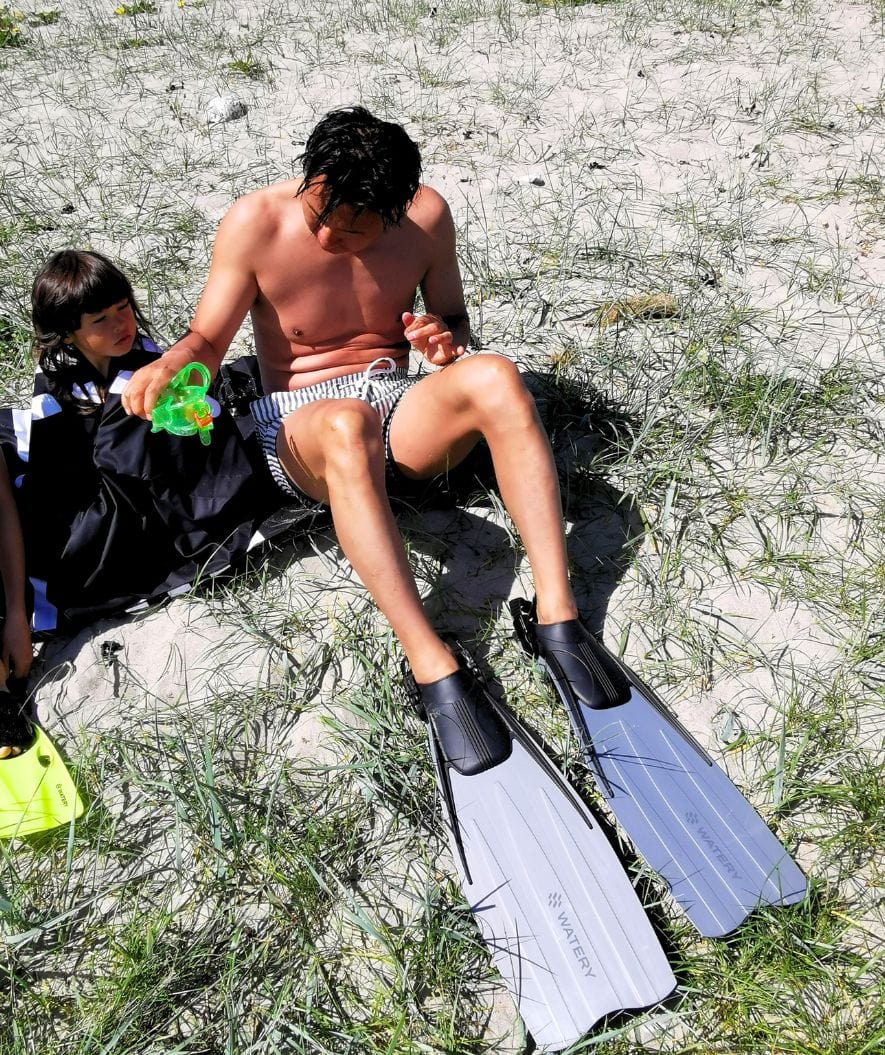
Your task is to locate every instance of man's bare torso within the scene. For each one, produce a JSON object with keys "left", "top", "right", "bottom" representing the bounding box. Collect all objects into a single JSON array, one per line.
[{"left": 235, "top": 181, "right": 441, "bottom": 393}]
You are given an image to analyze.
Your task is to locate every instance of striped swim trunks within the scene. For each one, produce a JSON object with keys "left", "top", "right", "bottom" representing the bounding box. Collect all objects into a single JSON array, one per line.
[{"left": 250, "top": 357, "right": 419, "bottom": 504}]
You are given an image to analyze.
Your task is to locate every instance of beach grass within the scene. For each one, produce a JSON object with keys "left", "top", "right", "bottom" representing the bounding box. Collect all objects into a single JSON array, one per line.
[{"left": 1, "top": 0, "right": 883, "bottom": 1051}]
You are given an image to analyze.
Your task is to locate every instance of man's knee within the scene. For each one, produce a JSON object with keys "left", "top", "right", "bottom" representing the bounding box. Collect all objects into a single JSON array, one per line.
[
  {"left": 316, "top": 399, "right": 384, "bottom": 469},
  {"left": 457, "top": 354, "right": 536, "bottom": 423}
]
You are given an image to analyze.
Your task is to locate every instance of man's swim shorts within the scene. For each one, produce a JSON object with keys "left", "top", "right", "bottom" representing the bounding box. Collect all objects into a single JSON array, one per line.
[{"left": 250, "top": 357, "right": 419, "bottom": 506}]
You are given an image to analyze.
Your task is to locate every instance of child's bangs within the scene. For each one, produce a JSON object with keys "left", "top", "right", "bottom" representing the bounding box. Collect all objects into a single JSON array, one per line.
[{"left": 73, "top": 264, "right": 132, "bottom": 316}]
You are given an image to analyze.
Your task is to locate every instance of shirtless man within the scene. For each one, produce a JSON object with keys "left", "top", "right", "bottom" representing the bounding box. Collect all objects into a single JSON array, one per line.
[{"left": 123, "top": 107, "right": 586, "bottom": 700}]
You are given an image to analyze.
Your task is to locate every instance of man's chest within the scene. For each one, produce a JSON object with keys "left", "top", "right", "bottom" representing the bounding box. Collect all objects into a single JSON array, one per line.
[{"left": 253, "top": 244, "right": 426, "bottom": 341}]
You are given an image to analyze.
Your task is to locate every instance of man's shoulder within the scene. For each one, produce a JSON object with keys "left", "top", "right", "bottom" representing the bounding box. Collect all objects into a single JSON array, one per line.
[
  {"left": 220, "top": 181, "right": 301, "bottom": 239},
  {"left": 407, "top": 185, "right": 453, "bottom": 229}
]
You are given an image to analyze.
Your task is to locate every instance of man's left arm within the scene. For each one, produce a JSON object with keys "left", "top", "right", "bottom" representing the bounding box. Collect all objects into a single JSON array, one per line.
[{"left": 403, "top": 190, "right": 471, "bottom": 366}]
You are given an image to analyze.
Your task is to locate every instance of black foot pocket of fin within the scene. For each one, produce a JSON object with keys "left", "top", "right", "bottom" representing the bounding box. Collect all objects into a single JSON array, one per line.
[
  {"left": 419, "top": 668, "right": 512, "bottom": 775},
  {"left": 403, "top": 657, "right": 512, "bottom": 776},
  {"left": 511, "top": 597, "right": 630, "bottom": 711}
]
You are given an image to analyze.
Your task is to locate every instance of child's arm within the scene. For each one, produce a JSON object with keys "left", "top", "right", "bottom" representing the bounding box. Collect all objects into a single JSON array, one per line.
[{"left": 0, "top": 459, "right": 31, "bottom": 682}]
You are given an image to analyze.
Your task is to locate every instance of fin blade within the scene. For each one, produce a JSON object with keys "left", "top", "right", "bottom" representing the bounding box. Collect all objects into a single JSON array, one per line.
[
  {"left": 430, "top": 724, "right": 675, "bottom": 1047},
  {"left": 578, "top": 690, "right": 807, "bottom": 937},
  {"left": 0, "top": 728, "right": 84, "bottom": 839},
  {"left": 509, "top": 598, "right": 805, "bottom": 936}
]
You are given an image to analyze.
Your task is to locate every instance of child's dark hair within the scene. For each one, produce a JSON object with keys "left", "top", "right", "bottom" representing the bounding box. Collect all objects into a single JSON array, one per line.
[
  {"left": 298, "top": 106, "right": 422, "bottom": 229},
  {"left": 31, "top": 250, "right": 150, "bottom": 405}
]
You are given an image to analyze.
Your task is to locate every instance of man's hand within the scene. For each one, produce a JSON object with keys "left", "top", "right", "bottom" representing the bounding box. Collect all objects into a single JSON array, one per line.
[
  {"left": 402, "top": 311, "right": 467, "bottom": 367},
  {"left": 122, "top": 347, "right": 200, "bottom": 419}
]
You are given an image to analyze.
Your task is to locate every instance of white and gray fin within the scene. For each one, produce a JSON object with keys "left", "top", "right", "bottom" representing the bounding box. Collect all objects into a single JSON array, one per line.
[
  {"left": 413, "top": 655, "right": 676, "bottom": 1048},
  {"left": 511, "top": 597, "right": 808, "bottom": 939}
]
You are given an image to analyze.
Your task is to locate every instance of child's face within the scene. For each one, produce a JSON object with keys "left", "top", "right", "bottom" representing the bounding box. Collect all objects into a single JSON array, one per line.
[{"left": 67, "top": 299, "right": 136, "bottom": 374}]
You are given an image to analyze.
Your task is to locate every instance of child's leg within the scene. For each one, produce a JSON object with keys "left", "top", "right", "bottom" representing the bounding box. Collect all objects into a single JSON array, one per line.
[
  {"left": 388, "top": 354, "right": 578, "bottom": 626},
  {"left": 273, "top": 355, "right": 577, "bottom": 684}
]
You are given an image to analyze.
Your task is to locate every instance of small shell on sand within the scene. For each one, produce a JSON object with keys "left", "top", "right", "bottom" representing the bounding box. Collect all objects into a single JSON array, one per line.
[{"left": 206, "top": 95, "right": 248, "bottom": 125}]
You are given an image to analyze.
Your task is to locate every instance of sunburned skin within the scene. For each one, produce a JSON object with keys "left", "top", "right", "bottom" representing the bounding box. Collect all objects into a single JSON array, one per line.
[
  {"left": 247, "top": 180, "right": 433, "bottom": 392},
  {"left": 120, "top": 117, "right": 577, "bottom": 688}
]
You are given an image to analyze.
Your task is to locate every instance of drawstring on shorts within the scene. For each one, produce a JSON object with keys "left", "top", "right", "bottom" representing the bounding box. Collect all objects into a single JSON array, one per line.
[{"left": 357, "top": 356, "right": 398, "bottom": 401}]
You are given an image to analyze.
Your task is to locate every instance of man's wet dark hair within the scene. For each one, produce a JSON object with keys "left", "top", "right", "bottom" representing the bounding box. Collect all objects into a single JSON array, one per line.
[{"left": 298, "top": 106, "right": 422, "bottom": 228}]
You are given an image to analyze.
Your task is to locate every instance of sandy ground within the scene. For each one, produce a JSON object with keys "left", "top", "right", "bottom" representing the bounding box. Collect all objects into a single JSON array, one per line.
[
  {"left": 1, "top": 0, "right": 883, "bottom": 1048},
  {"left": 5, "top": 0, "right": 876, "bottom": 748}
]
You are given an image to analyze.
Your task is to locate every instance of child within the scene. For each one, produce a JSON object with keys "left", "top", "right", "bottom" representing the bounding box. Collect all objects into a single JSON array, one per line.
[
  {"left": 31, "top": 249, "right": 155, "bottom": 403},
  {"left": 0, "top": 250, "right": 284, "bottom": 757},
  {"left": 20, "top": 249, "right": 183, "bottom": 628},
  {"left": 122, "top": 108, "right": 582, "bottom": 702},
  {"left": 0, "top": 248, "right": 145, "bottom": 757}
]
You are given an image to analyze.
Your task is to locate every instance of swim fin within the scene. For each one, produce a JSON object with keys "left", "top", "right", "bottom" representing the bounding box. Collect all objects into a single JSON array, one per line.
[
  {"left": 406, "top": 658, "right": 675, "bottom": 1050},
  {"left": 0, "top": 693, "right": 83, "bottom": 838},
  {"left": 511, "top": 598, "right": 807, "bottom": 938}
]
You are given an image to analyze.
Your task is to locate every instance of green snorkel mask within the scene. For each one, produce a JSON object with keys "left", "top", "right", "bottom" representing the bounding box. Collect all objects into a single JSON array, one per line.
[{"left": 149, "top": 362, "right": 214, "bottom": 446}]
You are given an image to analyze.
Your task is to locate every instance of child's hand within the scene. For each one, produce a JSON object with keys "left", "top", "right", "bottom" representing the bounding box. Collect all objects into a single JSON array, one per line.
[{"left": 402, "top": 312, "right": 466, "bottom": 367}]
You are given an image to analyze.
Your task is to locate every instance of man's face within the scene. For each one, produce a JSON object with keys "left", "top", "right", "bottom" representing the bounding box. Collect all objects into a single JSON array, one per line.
[{"left": 301, "top": 181, "right": 385, "bottom": 255}]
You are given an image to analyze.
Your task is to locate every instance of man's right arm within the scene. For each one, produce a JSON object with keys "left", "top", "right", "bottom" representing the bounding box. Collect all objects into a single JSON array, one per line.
[{"left": 122, "top": 200, "right": 262, "bottom": 419}]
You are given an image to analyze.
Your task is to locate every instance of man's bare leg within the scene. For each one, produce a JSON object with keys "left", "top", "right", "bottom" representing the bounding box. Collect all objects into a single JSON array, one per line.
[
  {"left": 388, "top": 354, "right": 578, "bottom": 626},
  {"left": 276, "top": 398, "right": 458, "bottom": 684},
  {"left": 275, "top": 355, "right": 575, "bottom": 683}
]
